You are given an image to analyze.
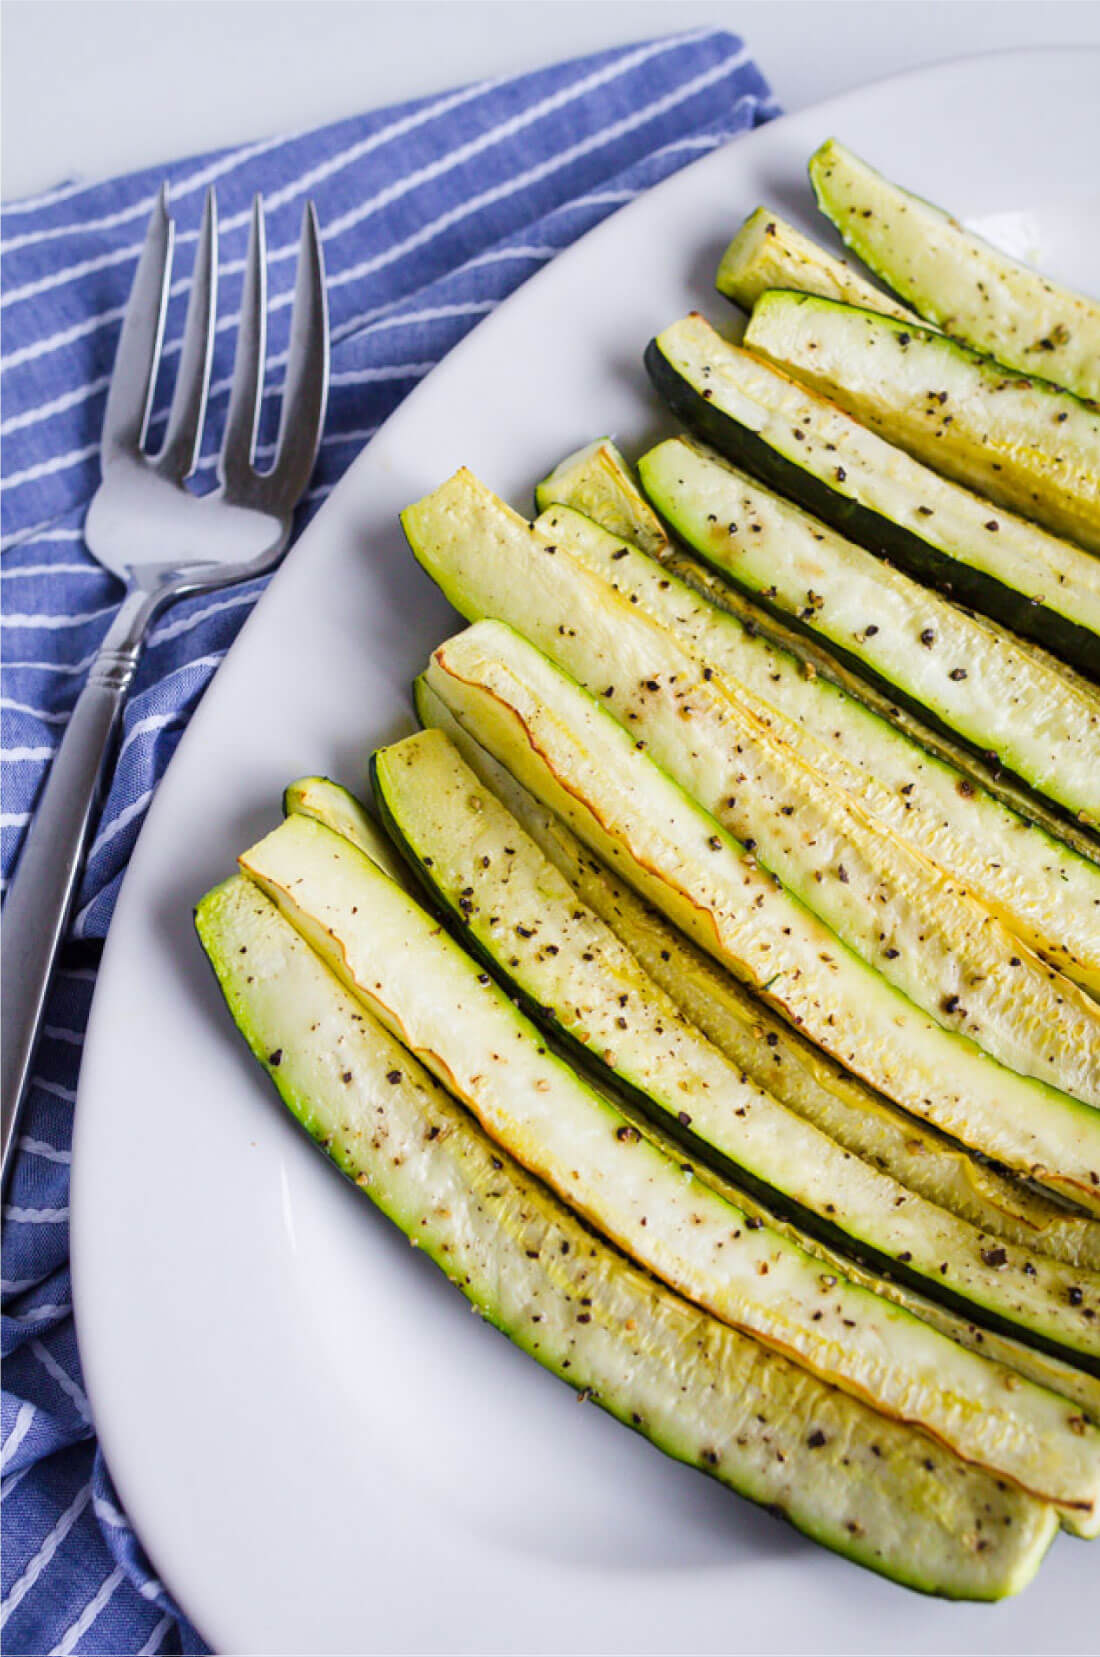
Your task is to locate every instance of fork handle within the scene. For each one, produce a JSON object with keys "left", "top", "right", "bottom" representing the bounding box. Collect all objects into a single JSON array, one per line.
[{"left": 1, "top": 593, "right": 150, "bottom": 1192}]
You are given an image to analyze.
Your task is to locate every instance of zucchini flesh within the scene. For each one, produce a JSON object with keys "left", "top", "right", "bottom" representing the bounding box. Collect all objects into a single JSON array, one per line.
[
  {"left": 637, "top": 434, "right": 1100, "bottom": 831},
  {"left": 538, "top": 435, "right": 676, "bottom": 561},
  {"left": 401, "top": 469, "right": 1100, "bottom": 1102},
  {"left": 411, "top": 689, "right": 1100, "bottom": 1430},
  {"left": 372, "top": 727, "right": 1100, "bottom": 1371},
  {"left": 809, "top": 139, "right": 1100, "bottom": 403},
  {"left": 536, "top": 429, "right": 1100, "bottom": 991},
  {"left": 195, "top": 877, "right": 1061, "bottom": 1598},
  {"left": 716, "top": 206, "right": 920, "bottom": 322},
  {"left": 679, "top": 1133, "right": 1100, "bottom": 1430},
  {"left": 283, "top": 775, "right": 409, "bottom": 884},
  {"left": 665, "top": 547, "right": 1100, "bottom": 872},
  {"left": 591, "top": 1053, "right": 1100, "bottom": 1434},
  {"left": 237, "top": 810, "right": 1100, "bottom": 1519},
  {"left": 415, "top": 671, "right": 1100, "bottom": 1277},
  {"left": 535, "top": 498, "right": 1100, "bottom": 1098},
  {"left": 645, "top": 313, "right": 1100, "bottom": 678},
  {"left": 535, "top": 439, "right": 668, "bottom": 559},
  {"left": 563, "top": 420, "right": 1100, "bottom": 868},
  {"left": 743, "top": 291, "right": 1100, "bottom": 552},
  {"left": 424, "top": 620, "right": 1100, "bottom": 1216}
]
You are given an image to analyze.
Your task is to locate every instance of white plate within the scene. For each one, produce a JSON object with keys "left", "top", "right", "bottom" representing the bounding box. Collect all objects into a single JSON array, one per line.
[{"left": 73, "top": 49, "right": 1100, "bottom": 1656}]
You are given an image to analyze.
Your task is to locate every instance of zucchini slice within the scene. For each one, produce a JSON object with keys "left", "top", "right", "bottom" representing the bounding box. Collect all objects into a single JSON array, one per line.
[
  {"left": 401, "top": 469, "right": 1100, "bottom": 1101},
  {"left": 743, "top": 292, "right": 1100, "bottom": 552},
  {"left": 536, "top": 498, "right": 1100, "bottom": 1094},
  {"left": 664, "top": 546, "right": 1100, "bottom": 869},
  {"left": 637, "top": 434, "right": 1100, "bottom": 831},
  {"left": 587, "top": 1048, "right": 1100, "bottom": 1430},
  {"left": 684, "top": 1137, "right": 1100, "bottom": 1428},
  {"left": 809, "top": 139, "right": 1100, "bottom": 403},
  {"left": 195, "top": 877, "right": 1061, "bottom": 1597},
  {"left": 372, "top": 726, "right": 1100, "bottom": 1371},
  {"left": 644, "top": 313, "right": 1100, "bottom": 677},
  {"left": 536, "top": 429, "right": 1100, "bottom": 989},
  {"left": 538, "top": 434, "right": 674, "bottom": 559},
  {"left": 716, "top": 206, "right": 919, "bottom": 322},
  {"left": 237, "top": 811, "right": 1100, "bottom": 1520},
  {"left": 415, "top": 671, "right": 1100, "bottom": 1277},
  {"left": 535, "top": 439, "right": 668, "bottom": 559},
  {"left": 283, "top": 775, "right": 409, "bottom": 884},
  {"left": 424, "top": 620, "right": 1100, "bottom": 1216}
]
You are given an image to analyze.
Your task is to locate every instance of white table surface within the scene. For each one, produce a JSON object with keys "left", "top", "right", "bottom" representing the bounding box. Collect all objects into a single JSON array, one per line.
[{"left": 4, "top": 0, "right": 1100, "bottom": 201}]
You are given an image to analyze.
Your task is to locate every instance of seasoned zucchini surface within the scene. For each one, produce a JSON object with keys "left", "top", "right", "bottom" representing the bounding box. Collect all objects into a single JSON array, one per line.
[{"left": 196, "top": 875, "right": 1061, "bottom": 1596}]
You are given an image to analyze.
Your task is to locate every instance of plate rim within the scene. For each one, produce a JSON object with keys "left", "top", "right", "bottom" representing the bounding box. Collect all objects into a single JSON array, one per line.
[{"left": 71, "top": 45, "right": 1100, "bottom": 1654}]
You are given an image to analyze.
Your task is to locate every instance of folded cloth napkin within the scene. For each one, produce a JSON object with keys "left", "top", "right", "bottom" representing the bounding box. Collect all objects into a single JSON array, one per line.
[{"left": 1, "top": 29, "right": 776, "bottom": 1654}]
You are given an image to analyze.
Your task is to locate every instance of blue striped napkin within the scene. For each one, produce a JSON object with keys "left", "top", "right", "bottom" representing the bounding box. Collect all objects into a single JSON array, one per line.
[{"left": 1, "top": 30, "right": 775, "bottom": 1654}]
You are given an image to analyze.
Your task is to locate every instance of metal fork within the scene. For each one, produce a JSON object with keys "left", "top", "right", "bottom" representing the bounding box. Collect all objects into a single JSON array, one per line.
[{"left": 1, "top": 185, "right": 330, "bottom": 1187}]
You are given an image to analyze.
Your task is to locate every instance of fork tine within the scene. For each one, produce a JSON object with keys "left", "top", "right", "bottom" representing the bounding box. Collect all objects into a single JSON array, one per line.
[
  {"left": 265, "top": 203, "right": 330, "bottom": 510},
  {"left": 101, "top": 184, "right": 173, "bottom": 462},
  {"left": 157, "top": 188, "right": 218, "bottom": 481},
  {"left": 218, "top": 194, "right": 268, "bottom": 491}
]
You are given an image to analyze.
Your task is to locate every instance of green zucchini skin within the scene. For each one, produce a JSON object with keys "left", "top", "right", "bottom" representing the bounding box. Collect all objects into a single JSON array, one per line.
[
  {"left": 400, "top": 468, "right": 1100, "bottom": 1103},
  {"left": 742, "top": 293, "right": 1100, "bottom": 553},
  {"left": 635, "top": 434, "right": 1100, "bottom": 837},
  {"left": 371, "top": 728, "right": 1100, "bottom": 1375},
  {"left": 283, "top": 775, "right": 410, "bottom": 885},
  {"left": 533, "top": 428, "right": 1100, "bottom": 877},
  {"left": 238, "top": 810, "right": 1100, "bottom": 1519},
  {"left": 194, "top": 876, "right": 1061, "bottom": 1598},
  {"left": 676, "top": 1121, "right": 1100, "bottom": 1428},
  {"left": 414, "top": 671, "right": 1100, "bottom": 1279},
  {"left": 643, "top": 329, "right": 1100, "bottom": 680},
  {"left": 424, "top": 620, "right": 1100, "bottom": 1219},
  {"left": 534, "top": 439, "right": 669, "bottom": 559},
  {"left": 411, "top": 683, "right": 1100, "bottom": 1425},
  {"left": 716, "top": 206, "right": 921, "bottom": 322},
  {"left": 413, "top": 685, "right": 1100, "bottom": 1437},
  {"left": 663, "top": 548, "right": 1100, "bottom": 872},
  {"left": 808, "top": 139, "right": 1100, "bottom": 404}
]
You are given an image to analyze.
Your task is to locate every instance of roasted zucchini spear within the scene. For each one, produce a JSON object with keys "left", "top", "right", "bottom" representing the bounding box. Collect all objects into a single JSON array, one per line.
[
  {"left": 424, "top": 619, "right": 1100, "bottom": 1217},
  {"left": 742, "top": 292, "right": 1100, "bottom": 552},
  {"left": 196, "top": 874, "right": 1061, "bottom": 1596},
  {"left": 809, "top": 139, "right": 1100, "bottom": 402}
]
